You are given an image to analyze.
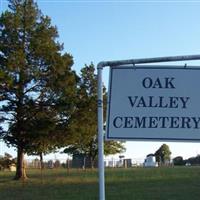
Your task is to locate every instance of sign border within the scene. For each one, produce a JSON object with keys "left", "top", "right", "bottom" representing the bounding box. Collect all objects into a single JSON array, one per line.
[{"left": 106, "top": 65, "right": 200, "bottom": 142}]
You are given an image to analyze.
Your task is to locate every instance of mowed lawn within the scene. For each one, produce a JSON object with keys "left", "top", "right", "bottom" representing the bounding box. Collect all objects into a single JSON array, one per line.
[{"left": 0, "top": 167, "right": 200, "bottom": 200}]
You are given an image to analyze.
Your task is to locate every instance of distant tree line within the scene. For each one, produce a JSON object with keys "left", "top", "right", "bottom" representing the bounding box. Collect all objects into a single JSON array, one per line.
[
  {"left": 149, "top": 144, "right": 200, "bottom": 167},
  {"left": 173, "top": 155, "right": 200, "bottom": 166}
]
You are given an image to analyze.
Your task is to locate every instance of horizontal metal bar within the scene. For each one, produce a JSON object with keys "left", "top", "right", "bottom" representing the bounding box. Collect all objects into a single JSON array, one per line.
[{"left": 97, "top": 54, "right": 200, "bottom": 69}]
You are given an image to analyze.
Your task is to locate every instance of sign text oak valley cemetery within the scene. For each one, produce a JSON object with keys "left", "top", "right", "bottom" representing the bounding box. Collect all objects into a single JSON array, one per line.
[{"left": 106, "top": 66, "right": 200, "bottom": 141}]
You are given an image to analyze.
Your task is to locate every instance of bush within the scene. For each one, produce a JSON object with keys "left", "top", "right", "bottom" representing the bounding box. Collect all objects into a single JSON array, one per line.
[
  {"left": 0, "top": 153, "right": 16, "bottom": 170},
  {"left": 173, "top": 156, "right": 185, "bottom": 166}
]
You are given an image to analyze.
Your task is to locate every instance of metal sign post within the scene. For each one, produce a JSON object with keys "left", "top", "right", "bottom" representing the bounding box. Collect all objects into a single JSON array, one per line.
[
  {"left": 97, "top": 66, "right": 105, "bottom": 200},
  {"left": 97, "top": 54, "right": 200, "bottom": 200}
]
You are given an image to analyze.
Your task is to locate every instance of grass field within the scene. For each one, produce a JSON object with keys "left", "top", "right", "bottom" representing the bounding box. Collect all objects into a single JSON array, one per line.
[{"left": 0, "top": 167, "right": 200, "bottom": 200}]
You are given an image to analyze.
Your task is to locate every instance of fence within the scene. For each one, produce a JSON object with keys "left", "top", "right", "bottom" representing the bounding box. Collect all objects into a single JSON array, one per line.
[{"left": 25, "top": 157, "right": 144, "bottom": 169}]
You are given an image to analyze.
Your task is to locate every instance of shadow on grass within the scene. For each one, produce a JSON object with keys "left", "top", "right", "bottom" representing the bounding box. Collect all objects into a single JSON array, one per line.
[
  {"left": 0, "top": 180, "right": 98, "bottom": 200},
  {"left": 1, "top": 167, "right": 200, "bottom": 200},
  {"left": 0, "top": 169, "right": 98, "bottom": 200},
  {"left": 0, "top": 179, "right": 13, "bottom": 184},
  {"left": 105, "top": 167, "right": 200, "bottom": 200}
]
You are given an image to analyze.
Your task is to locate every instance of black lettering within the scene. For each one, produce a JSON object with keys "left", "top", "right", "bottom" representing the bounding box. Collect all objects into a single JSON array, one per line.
[
  {"left": 142, "top": 77, "right": 152, "bottom": 88},
  {"left": 170, "top": 117, "right": 180, "bottom": 128},
  {"left": 158, "top": 96, "right": 168, "bottom": 108},
  {"left": 149, "top": 117, "right": 158, "bottom": 128},
  {"left": 169, "top": 97, "right": 179, "bottom": 108},
  {"left": 128, "top": 96, "right": 138, "bottom": 107},
  {"left": 180, "top": 97, "right": 190, "bottom": 109},
  {"left": 149, "top": 96, "right": 158, "bottom": 107},
  {"left": 181, "top": 117, "right": 192, "bottom": 128},
  {"left": 113, "top": 117, "right": 123, "bottom": 128},
  {"left": 159, "top": 117, "right": 169, "bottom": 128},
  {"left": 124, "top": 117, "right": 133, "bottom": 128},
  {"left": 165, "top": 77, "right": 175, "bottom": 88},
  {"left": 153, "top": 78, "right": 162, "bottom": 88},
  {"left": 134, "top": 117, "right": 146, "bottom": 128},
  {"left": 137, "top": 97, "right": 147, "bottom": 107},
  {"left": 192, "top": 117, "right": 200, "bottom": 129}
]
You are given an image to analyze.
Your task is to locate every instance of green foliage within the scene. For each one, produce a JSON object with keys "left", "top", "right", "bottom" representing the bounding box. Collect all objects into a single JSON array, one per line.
[
  {"left": 63, "top": 146, "right": 80, "bottom": 155},
  {"left": 64, "top": 64, "right": 125, "bottom": 166},
  {"left": 0, "top": 0, "right": 76, "bottom": 178},
  {"left": 0, "top": 153, "right": 16, "bottom": 170},
  {"left": 104, "top": 140, "right": 125, "bottom": 156},
  {"left": 173, "top": 156, "right": 185, "bottom": 166},
  {"left": 186, "top": 155, "right": 200, "bottom": 165},
  {"left": 154, "top": 144, "right": 171, "bottom": 165},
  {"left": 0, "top": 0, "right": 76, "bottom": 151}
]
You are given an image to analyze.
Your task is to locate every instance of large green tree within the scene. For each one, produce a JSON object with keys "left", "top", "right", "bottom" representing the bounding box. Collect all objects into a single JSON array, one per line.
[
  {"left": 64, "top": 64, "right": 125, "bottom": 168},
  {"left": 154, "top": 144, "right": 171, "bottom": 165},
  {"left": 0, "top": 0, "right": 76, "bottom": 179}
]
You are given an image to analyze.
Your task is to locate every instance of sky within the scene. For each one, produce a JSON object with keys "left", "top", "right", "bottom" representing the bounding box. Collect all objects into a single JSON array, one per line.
[{"left": 1, "top": 0, "right": 200, "bottom": 162}]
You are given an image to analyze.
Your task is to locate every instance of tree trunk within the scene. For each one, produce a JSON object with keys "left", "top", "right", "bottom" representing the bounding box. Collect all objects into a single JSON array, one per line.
[
  {"left": 90, "top": 157, "right": 94, "bottom": 169},
  {"left": 39, "top": 153, "right": 44, "bottom": 169},
  {"left": 14, "top": 147, "right": 27, "bottom": 180},
  {"left": 82, "top": 156, "right": 86, "bottom": 170},
  {"left": 39, "top": 152, "right": 44, "bottom": 184}
]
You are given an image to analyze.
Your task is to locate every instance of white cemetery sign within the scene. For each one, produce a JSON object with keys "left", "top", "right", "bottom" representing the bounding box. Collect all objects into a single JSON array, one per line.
[{"left": 106, "top": 66, "right": 200, "bottom": 141}]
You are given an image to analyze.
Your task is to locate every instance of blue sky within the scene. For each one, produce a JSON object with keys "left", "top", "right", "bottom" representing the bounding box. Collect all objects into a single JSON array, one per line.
[{"left": 2, "top": 0, "right": 200, "bottom": 161}]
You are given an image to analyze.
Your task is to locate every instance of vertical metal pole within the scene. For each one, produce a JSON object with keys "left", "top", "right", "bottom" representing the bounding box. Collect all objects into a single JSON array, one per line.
[{"left": 97, "top": 65, "right": 105, "bottom": 200}]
